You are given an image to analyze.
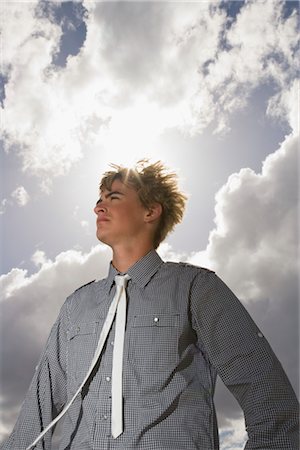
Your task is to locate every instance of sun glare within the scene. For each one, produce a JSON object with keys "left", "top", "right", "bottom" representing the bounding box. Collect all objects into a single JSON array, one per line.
[{"left": 100, "top": 103, "right": 170, "bottom": 167}]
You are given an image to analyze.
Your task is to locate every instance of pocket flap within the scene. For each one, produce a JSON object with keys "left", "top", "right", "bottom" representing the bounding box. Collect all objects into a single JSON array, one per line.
[
  {"left": 68, "top": 322, "right": 98, "bottom": 340},
  {"left": 132, "top": 314, "right": 179, "bottom": 328}
]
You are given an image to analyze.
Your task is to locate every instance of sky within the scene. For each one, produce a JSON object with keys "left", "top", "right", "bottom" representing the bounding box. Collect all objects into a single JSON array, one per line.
[{"left": 0, "top": 0, "right": 299, "bottom": 448}]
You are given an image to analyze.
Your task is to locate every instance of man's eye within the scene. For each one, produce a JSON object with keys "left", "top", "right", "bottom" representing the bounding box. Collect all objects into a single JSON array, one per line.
[{"left": 110, "top": 196, "right": 119, "bottom": 200}]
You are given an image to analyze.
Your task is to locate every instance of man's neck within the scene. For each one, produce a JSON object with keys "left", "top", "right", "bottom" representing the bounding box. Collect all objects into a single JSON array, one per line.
[{"left": 111, "top": 243, "right": 154, "bottom": 273}]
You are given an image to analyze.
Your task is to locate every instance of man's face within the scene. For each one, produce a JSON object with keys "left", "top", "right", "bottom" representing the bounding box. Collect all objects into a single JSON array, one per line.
[{"left": 94, "top": 179, "right": 150, "bottom": 248}]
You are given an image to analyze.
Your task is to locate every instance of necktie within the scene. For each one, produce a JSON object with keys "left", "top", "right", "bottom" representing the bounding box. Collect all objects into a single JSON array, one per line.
[
  {"left": 26, "top": 274, "right": 130, "bottom": 450},
  {"left": 111, "top": 274, "right": 130, "bottom": 438}
]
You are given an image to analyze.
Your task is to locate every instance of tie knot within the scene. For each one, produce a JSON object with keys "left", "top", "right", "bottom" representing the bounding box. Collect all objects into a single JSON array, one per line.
[{"left": 115, "top": 274, "right": 130, "bottom": 287}]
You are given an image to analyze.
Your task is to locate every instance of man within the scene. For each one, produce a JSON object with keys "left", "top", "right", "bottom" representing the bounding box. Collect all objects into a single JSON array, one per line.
[{"left": 2, "top": 160, "right": 299, "bottom": 449}]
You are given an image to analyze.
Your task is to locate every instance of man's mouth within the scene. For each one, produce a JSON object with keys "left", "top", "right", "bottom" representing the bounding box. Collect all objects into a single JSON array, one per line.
[{"left": 97, "top": 217, "right": 109, "bottom": 224}]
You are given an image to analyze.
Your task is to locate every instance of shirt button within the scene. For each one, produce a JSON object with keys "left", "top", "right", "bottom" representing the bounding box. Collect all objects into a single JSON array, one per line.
[
  {"left": 110, "top": 341, "right": 114, "bottom": 346},
  {"left": 257, "top": 331, "right": 264, "bottom": 338},
  {"left": 106, "top": 376, "right": 111, "bottom": 382},
  {"left": 76, "top": 326, "right": 80, "bottom": 333},
  {"left": 103, "top": 414, "right": 108, "bottom": 420},
  {"left": 153, "top": 317, "right": 159, "bottom": 323}
]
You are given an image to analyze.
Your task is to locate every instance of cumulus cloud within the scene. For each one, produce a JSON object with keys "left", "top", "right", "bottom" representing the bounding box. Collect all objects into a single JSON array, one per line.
[
  {"left": 1, "top": 1, "right": 298, "bottom": 188},
  {"left": 207, "top": 134, "right": 298, "bottom": 298}
]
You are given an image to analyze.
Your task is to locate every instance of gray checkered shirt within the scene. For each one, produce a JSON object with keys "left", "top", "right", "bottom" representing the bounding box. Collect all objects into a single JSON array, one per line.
[{"left": 2, "top": 250, "right": 298, "bottom": 449}]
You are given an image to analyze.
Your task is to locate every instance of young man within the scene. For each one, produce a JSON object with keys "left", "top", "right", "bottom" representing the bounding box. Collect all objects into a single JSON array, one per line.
[{"left": 2, "top": 160, "right": 298, "bottom": 449}]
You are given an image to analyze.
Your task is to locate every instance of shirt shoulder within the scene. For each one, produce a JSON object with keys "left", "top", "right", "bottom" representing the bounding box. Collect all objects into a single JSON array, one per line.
[
  {"left": 64, "top": 278, "right": 108, "bottom": 322},
  {"left": 74, "top": 279, "right": 96, "bottom": 293},
  {"left": 178, "top": 261, "right": 215, "bottom": 273},
  {"left": 65, "top": 278, "right": 106, "bottom": 309},
  {"left": 164, "top": 260, "right": 215, "bottom": 276}
]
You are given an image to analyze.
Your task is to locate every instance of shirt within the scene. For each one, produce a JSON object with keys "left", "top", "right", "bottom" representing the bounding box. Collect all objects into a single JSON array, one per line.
[{"left": 1, "top": 250, "right": 299, "bottom": 450}]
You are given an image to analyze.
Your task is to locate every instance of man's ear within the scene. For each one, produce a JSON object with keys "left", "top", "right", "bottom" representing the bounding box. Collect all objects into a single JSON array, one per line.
[{"left": 144, "top": 203, "right": 162, "bottom": 223}]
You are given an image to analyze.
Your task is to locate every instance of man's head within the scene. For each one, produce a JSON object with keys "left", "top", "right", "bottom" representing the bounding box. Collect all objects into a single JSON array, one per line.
[{"left": 97, "top": 159, "right": 187, "bottom": 249}]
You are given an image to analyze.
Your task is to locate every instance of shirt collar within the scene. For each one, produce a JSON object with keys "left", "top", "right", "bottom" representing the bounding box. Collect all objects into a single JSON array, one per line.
[{"left": 104, "top": 249, "right": 164, "bottom": 293}]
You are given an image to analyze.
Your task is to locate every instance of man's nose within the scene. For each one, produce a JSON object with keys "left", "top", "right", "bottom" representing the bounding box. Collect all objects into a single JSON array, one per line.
[{"left": 94, "top": 202, "right": 107, "bottom": 214}]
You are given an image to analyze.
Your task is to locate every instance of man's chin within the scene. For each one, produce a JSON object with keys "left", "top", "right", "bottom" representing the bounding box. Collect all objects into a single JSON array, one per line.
[{"left": 96, "top": 232, "right": 111, "bottom": 246}]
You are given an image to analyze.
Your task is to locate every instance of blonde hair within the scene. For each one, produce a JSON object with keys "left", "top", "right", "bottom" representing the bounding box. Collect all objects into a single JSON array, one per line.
[{"left": 100, "top": 159, "right": 187, "bottom": 248}]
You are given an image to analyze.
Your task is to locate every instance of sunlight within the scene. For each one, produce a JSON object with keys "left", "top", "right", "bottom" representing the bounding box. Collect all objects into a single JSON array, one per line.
[{"left": 100, "top": 101, "right": 177, "bottom": 168}]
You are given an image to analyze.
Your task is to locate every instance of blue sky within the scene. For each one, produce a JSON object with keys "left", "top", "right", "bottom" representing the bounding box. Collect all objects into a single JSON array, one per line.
[{"left": 0, "top": 1, "right": 299, "bottom": 448}]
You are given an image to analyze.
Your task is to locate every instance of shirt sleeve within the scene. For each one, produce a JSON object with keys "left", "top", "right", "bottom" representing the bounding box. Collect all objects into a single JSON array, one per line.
[
  {"left": 0, "top": 299, "right": 69, "bottom": 450},
  {"left": 190, "top": 270, "right": 299, "bottom": 450}
]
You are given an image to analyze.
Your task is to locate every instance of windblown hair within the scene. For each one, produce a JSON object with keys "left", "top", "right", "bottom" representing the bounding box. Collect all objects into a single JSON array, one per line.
[{"left": 100, "top": 159, "right": 187, "bottom": 249}]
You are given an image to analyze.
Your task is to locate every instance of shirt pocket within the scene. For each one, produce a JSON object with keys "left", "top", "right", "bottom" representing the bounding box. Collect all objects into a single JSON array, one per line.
[
  {"left": 128, "top": 314, "right": 180, "bottom": 373},
  {"left": 67, "top": 321, "right": 102, "bottom": 390}
]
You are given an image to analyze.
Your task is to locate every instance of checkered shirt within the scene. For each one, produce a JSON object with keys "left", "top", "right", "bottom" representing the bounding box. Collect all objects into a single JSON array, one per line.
[{"left": 1, "top": 250, "right": 299, "bottom": 449}]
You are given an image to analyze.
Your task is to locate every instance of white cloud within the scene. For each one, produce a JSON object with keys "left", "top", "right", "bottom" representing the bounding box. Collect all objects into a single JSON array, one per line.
[
  {"left": 11, "top": 186, "right": 30, "bottom": 206},
  {"left": 0, "top": 187, "right": 29, "bottom": 215},
  {"left": 203, "top": 0, "right": 299, "bottom": 133},
  {"left": 157, "top": 242, "right": 187, "bottom": 262},
  {"left": 219, "top": 417, "right": 247, "bottom": 450},
  {"left": 2, "top": 1, "right": 298, "bottom": 188},
  {"left": 267, "top": 79, "right": 299, "bottom": 135},
  {"left": 204, "top": 133, "right": 298, "bottom": 303},
  {"left": 31, "top": 250, "right": 49, "bottom": 268}
]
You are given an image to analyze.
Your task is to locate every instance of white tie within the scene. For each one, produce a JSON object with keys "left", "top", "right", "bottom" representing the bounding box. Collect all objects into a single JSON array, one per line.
[
  {"left": 26, "top": 274, "right": 130, "bottom": 450},
  {"left": 111, "top": 274, "right": 130, "bottom": 438}
]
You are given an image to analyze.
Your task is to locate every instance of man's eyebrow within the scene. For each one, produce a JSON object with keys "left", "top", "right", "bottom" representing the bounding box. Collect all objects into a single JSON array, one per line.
[
  {"left": 96, "top": 191, "right": 124, "bottom": 204},
  {"left": 106, "top": 191, "right": 124, "bottom": 198}
]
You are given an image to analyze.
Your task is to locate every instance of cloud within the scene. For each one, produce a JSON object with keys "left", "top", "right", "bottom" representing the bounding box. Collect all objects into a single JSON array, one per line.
[
  {"left": 1, "top": 1, "right": 298, "bottom": 188},
  {"left": 267, "top": 79, "right": 299, "bottom": 134},
  {"left": 219, "top": 417, "right": 247, "bottom": 450},
  {"left": 202, "top": 0, "right": 299, "bottom": 133},
  {"left": 1, "top": 2, "right": 76, "bottom": 190},
  {"left": 202, "top": 135, "right": 297, "bottom": 293},
  {"left": 11, "top": 186, "right": 30, "bottom": 206},
  {"left": 0, "top": 186, "right": 30, "bottom": 215},
  {"left": 31, "top": 250, "right": 49, "bottom": 268}
]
